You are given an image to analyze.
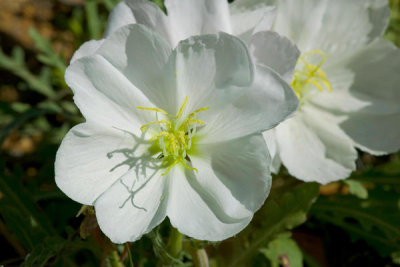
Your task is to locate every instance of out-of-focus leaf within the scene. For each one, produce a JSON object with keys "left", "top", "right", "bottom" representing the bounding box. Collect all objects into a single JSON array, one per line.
[
  {"left": 260, "top": 235, "right": 303, "bottom": 267},
  {"left": 0, "top": 108, "right": 51, "bottom": 146},
  {"left": 226, "top": 180, "right": 319, "bottom": 267},
  {"left": 60, "top": 101, "right": 79, "bottom": 114},
  {"left": 312, "top": 158, "right": 400, "bottom": 257},
  {"left": 86, "top": 0, "right": 101, "bottom": 39},
  {"left": 37, "top": 101, "right": 63, "bottom": 113},
  {"left": 11, "top": 46, "right": 25, "bottom": 64},
  {"left": 344, "top": 179, "right": 368, "bottom": 199},
  {"left": 0, "top": 47, "right": 55, "bottom": 98},
  {"left": 392, "top": 251, "right": 400, "bottom": 264},
  {"left": 0, "top": 161, "right": 56, "bottom": 250},
  {"left": 102, "top": 0, "right": 119, "bottom": 11},
  {"left": 10, "top": 102, "right": 31, "bottom": 113},
  {"left": 150, "top": 0, "right": 166, "bottom": 11},
  {"left": 22, "top": 236, "right": 66, "bottom": 267},
  {"left": 28, "top": 28, "right": 67, "bottom": 74}
]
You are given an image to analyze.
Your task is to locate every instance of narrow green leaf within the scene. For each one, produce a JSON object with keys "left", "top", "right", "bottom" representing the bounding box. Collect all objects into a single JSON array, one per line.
[{"left": 86, "top": 0, "right": 101, "bottom": 39}]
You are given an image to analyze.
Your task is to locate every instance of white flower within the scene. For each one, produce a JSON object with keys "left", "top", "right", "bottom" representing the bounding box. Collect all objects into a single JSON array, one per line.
[
  {"left": 55, "top": 24, "right": 298, "bottom": 243},
  {"left": 70, "top": 0, "right": 301, "bottom": 93},
  {"left": 70, "top": 0, "right": 279, "bottom": 59},
  {"left": 233, "top": 0, "right": 400, "bottom": 183}
]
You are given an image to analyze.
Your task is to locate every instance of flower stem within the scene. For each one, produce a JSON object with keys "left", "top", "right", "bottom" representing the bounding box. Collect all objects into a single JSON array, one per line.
[
  {"left": 191, "top": 248, "right": 209, "bottom": 267},
  {"left": 108, "top": 250, "right": 124, "bottom": 267},
  {"left": 167, "top": 226, "right": 182, "bottom": 258},
  {"left": 126, "top": 243, "right": 134, "bottom": 267}
]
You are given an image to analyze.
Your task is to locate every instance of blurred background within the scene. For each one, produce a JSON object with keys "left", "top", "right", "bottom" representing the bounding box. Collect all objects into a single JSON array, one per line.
[{"left": 0, "top": 0, "right": 399, "bottom": 266}]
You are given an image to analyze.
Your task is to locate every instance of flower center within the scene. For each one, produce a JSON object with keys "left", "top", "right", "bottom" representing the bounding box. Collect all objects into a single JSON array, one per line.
[
  {"left": 137, "top": 97, "right": 209, "bottom": 175},
  {"left": 291, "top": 50, "right": 332, "bottom": 104}
]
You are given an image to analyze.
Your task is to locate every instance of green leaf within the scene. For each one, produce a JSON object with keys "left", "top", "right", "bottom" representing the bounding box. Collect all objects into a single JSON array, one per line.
[
  {"left": 0, "top": 162, "right": 57, "bottom": 250},
  {"left": 11, "top": 102, "right": 31, "bottom": 113},
  {"left": 11, "top": 46, "right": 25, "bottom": 64},
  {"left": 28, "top": 28, "right": 67, "bottom": 74},
  {"left": 391, "top": 251, "right": 400, "bottom": 265},
  {"left": 227, "top": 180, "right": 319, "bottom": 266},
  {"left": 0, "top": 47, "right": 55, "bottom": 98},
  {"left": 312, "top": 173, "right": 400, "bottom": 256},
  {"left": 344, "top": 179, "right": 368, "bottom": 199},
  {"left": 22, "top": 236, "right": 66, "bottom": 267},
  {"left": 101, "top": 0, "right": 119, "bottom": 11},
  {"left": 0, "top": 108, "right": 51, "bottom": 146},
  {"left": 86, "top": 0, "right": 102, "bottom": 39},
  {"left": 260, "top": 235, "right": 303, "bottom": 267},
  {"left": 150, "top": 0, "right": 166, "bottom": 12}
]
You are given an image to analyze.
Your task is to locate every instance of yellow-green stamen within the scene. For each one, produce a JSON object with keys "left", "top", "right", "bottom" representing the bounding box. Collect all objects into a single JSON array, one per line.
[
  {"left": 291, "top": 50, "right": 332, "bottom": 101},
  {"left": 137, "top": 96, "right": 209, "bottom": 175}
]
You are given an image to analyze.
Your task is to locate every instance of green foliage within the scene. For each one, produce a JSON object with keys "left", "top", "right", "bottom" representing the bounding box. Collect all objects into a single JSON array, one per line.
[
  {"left": 0, "top": 161, "right": 56, "bottom": 250},
  {"left": 86, "top": 0, "right": 102, "bottom": 39},
  {"left": 28, "top": 29, "right": 67, "bottom": 75},
  {"left": 312, "top": 155, "right": 400, "bottom": 258},
  {"left": 260, "top": 234, "right": 303, "bottom": 267},
  {"left": 344, "top": 179, "right": 368, "bottom": 199},
  {"left": 218, "top": 180, "right": 319, "bottom": 266},
  {"left": 22, "top": 236, "right": 66, "bottom": 267},
  {"left": 0, "top": 47, "right": 56, "bottom": 98},
  {"left": 386, "top": 0, "right": 400, "bottom": 46}
]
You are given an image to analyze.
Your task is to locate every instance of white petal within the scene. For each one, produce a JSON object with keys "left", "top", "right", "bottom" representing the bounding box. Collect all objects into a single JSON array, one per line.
[
  {"left": 273, "top": 0, "right": 373, "bottom": 56},
  {"left": 95, "top": 168, "right": 167, "bottom": 243},
  {"left": 229, "top": 0, "right": 276, "bottom": 43},
  {"left": 310, "top": 67, "right": 369, "bottom": 113},
  {"left": 104, "top": 1, "right": 136, "bottom": 37},
  {"left": 165, "top": 0, "right": 232, "bottom": 46},
  {"left": 195, "top": 134, "right": 271, "bottom": 212},
  {"left": 249, "top": 31, "right": 300, "bottom": 83},
  {"left": 364, "top": 0, "right": 390, "bottom": 40},
  {"left": 166, "top": 167, "right": 252, "bottom": 241},
  {"left": 199, "top": 65, "right": 298, "bottom": 143},
  {"left": 95, "top": 24, "right": 177, "bottom": 114},
  {"left": 124, "top": 0, "right": 175, "bottom": 46},
  {"left": 338, "top": 40, "right": 400, "bottom": 154},
  {"left": 65, "top": 54, "right": 153, "bottom": 133},
  {"left": 172, "top": 32, "right": 254, "bottom": 116},
  {"left": 55, "top": 123, "right": 141, "bottom": 205},
  {"left": 70, "top": 40, "right": 104, "bottom": 64},
  {"left": 276, "top": 107, "right": 357, "bottom": 184},
  {"left": 263, "top": 130, "right": 281, "bottom": 174}
]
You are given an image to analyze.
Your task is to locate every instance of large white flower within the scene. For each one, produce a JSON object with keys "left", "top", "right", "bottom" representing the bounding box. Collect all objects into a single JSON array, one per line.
[
  {"left": 55, "top": 24, "right": 298, "bottom": 243},
  {"left": 69, "top": 0, "right": 303, "bottom": 173},
  {"left": 229, "top": 0, "right": 400, "bottom": 183},
  {"left": 70, "top": 0, "right": 301, "bottom": 89}
]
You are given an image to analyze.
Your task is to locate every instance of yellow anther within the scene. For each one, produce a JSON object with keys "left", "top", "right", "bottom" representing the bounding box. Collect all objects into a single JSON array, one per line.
[
  {"left": 136, "top": 106, "right": 168, "bottom": 115},
  {"left": 188, "top": 119, "right": 205, "bottom": 125},
  {"left": 180, "top": 159, "right": 198, "bottom": 173},
  {"left": 321, "top": 80, "right": 332, "bottom": 92},
  {"left": 291, "top": 50, "right": 332, "bottom": 99},
  {"left": 162, "top": 160, "right": 179, "bottom": 176},
  {"left": 140, "top": 120, "right": 171, "bottom": 132},
  {"left": 175, "top": 96, "right": 188, "bottom": 119},
  {"left": 309, "top": 80, "right": 324, "bottom": 92},
  {"left": 189, "top": 107, "right": 210, "bottom": 117},
  {"left": 137, "top": 97, "right": 209, "bottom": 176},
  {"left": 177, "top": 131, "right": 186, "bottom": 148}
]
